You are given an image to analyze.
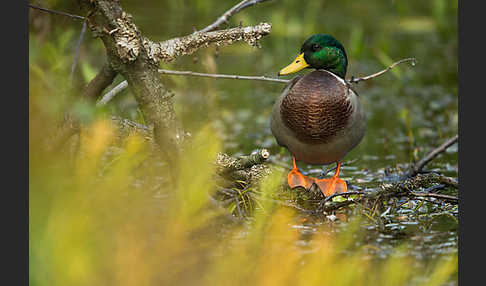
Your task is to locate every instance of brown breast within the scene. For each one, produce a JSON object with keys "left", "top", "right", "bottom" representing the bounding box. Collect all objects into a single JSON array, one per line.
[{"left": 280, "top": 70, "right": 353, "bottom": 144}]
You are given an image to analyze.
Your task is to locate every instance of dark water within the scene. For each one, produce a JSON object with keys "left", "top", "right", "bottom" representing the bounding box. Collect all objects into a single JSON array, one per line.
[
  {"left": 118, "top": 0, "right": 458, "bottom": 260},
  {"left": 119, "top": 0, "right": 457, "bottom": 167}
]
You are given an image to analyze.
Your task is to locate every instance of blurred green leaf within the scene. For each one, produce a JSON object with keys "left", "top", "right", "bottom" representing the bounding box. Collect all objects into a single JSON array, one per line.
[{"left": 81, "top": 61, "right": 97, "bottom": 83}]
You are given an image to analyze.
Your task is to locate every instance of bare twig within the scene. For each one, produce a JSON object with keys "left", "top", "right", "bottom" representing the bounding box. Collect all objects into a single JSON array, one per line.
[
  {"left": 97, "top": 70, "right": 286, "bottom": 106},
  {"left": 198, "top": 0, "right": 272, "bottom": 33},
  {"left": 97, "top": 80, "right": 128, "bottom": 106},
  {"left": 159, "top": 69, "right": 288, "bottom": 83},
  {"left": 409, "top": 135, "right": 458, "bottom": 176},
  {"left": 176, "top": 56, "right": 413, "bottom": 87},
  {"left": 28, "top": 4, "right": 85, "bottom": 21},
  {"left": 347, "top": 57, "right": 417, "bottom": 84},
  {"left": 69, "top": 21, "right": 87, "bottom": 82},
  {"left": 100, "top": 56, "right": 415, "bottom": 104}
]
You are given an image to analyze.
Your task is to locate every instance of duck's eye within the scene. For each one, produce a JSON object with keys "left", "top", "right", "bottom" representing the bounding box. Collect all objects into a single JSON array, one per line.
[{"left": 312, "top": 44, "right": 321, "bottom": 52}]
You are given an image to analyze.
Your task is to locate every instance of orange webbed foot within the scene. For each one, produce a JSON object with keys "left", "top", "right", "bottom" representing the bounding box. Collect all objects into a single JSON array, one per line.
[
  {"left": 288, "top": 157, "right": 314, "bottom": 189},
  {"left": 313, "top": 176, "right": 347, "bottom": 197},
  {"left": 288, "top": 168, "right": 315, "bottom": 189},
  {"left": 314, "top": 161, "right": 347, "bottom": 197},
  {"left": 287, "top": 159, "right": 348, "bottom": 197}
]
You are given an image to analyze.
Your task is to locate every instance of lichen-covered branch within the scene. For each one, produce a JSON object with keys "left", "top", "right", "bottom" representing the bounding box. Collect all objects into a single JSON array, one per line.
[
  {"left": 223, "top": 165, "right": 271, "bottom": 184},
  {"left": 78, "top": 0, "right": 185, "bottom": 174},
  {"left": 216, "top": 149, "right": 270, "bottom": 173},
  {"left": 144, "top": 22, "right": 271, "bottom": 63},
  {"left": 215, "top": 149, "right": 271, "bottom": 184}
]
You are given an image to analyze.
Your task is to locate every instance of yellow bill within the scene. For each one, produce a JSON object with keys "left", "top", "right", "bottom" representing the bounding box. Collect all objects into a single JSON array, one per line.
[{"left": 278, "top": 53, "right": 309, "bottom": 76}]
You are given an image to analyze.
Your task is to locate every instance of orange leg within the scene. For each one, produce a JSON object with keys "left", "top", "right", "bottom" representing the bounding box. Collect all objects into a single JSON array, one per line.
[
  {"left": 287, "top": 157, "right": 315, "bottom": 189},
  {"left": 313, "top": 162, "right": 347, "bottom": 197}
]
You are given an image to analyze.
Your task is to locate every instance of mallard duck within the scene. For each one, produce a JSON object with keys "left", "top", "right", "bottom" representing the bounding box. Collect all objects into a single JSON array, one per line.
[{"left": 271, "top": 34, "right": 366, "bottom": 196}]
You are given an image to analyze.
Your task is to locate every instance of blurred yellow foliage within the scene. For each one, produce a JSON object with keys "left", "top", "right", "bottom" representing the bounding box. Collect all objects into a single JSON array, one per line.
[{"left": 30, "top": 112, "right": 457, "bottom": 286}]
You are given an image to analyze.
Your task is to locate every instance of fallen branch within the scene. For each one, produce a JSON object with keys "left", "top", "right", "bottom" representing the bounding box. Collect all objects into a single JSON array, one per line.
[
  {"left": 377, "top": 174, "right": 458, "bottom": 197},
  {"left": 198, "top": 0, "right": 273, "bottom": 33},
  {"left": 215, "top": 149, "right": 271, "bottom": 184},
  {"left": 409, "top": 135, "right": 458, "bottom": 176},
  {"left": 323, "top": 191, "right": 366, "bottom": 203},
  {"left": 314, "top": 173, "right": 458, "bottom": 213},
  {"left": 409, "top": 192, "right": 458, "bottom": 203},
  {"left": 280, "top": 134, "right": 459, "bottom": 214},
  {"left": 216, "top": 149, "right": 270, "bottom": 174},
  {"left": 435, "top": 176, "right": 458, "bottom": 189}
]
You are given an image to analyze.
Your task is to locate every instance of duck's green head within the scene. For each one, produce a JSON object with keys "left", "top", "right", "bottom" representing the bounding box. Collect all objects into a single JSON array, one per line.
[{"left": 278, "top": 34, "right": 348, "bottom": 79}]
